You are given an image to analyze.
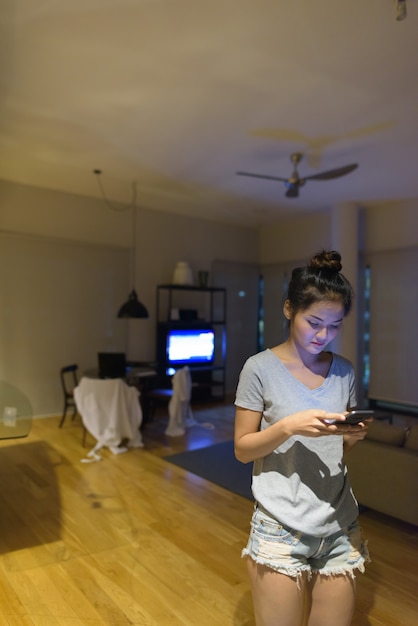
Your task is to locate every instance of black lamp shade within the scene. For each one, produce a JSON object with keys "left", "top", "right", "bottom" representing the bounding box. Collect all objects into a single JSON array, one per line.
[{"left": 117, "top": 290, "right": 149, "bottom": 319}]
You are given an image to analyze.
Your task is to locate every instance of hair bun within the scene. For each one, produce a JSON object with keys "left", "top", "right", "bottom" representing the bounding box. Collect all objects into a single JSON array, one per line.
[{"left": 309, "top": 250, "right": 342, "bottom": 273}]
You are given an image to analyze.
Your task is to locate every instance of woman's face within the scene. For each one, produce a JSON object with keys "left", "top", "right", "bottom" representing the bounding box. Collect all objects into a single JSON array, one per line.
[{"left": 285, "top": 300, "right": 345, "bottom": 355}]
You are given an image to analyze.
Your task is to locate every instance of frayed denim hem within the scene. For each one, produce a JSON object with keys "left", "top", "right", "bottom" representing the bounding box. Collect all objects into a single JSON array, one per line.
[
  {"left": 242, "top": 536, "right": 371, "bottom": 587},
  {"left": 242, "top": 507, "right": 371, "bottom": 590},
  {"left": 313, "top": 538, "right": 371, "bottom": 579},
  {"left": 312, "top": 558, "right": 368, "bottom": 580},
  {"left": 242, "top": 549, "right": 310, "bottom": 588}
]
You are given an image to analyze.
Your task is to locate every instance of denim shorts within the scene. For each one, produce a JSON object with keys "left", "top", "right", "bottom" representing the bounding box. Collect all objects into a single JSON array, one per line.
[{"left": 242, "top": 505, "right": 370, "bottom": 581}]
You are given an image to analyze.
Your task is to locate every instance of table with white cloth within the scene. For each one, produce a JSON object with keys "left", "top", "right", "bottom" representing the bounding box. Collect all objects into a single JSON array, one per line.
[{"left": 74, "top": 377, "right": 143, "bottom": 456}]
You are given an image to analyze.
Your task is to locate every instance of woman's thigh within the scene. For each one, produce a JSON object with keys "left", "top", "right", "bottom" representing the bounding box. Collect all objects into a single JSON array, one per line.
[
  {"left": 247, "top": 560, "right": 356, "bottom": 626},
  {"left": 307, "top": 573, "right": 356, "bottom": 626},
  {"left": 246, "top": 558, "right": 307, "bottom": 626}
]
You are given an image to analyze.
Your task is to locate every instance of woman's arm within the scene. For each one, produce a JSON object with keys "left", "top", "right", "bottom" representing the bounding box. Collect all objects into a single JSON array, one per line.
[
  {"left": 234, "top": 406, "right": 350, "bottom": 464},
  {"left": 234, "top": 407, "right": 291, "bottom": 464}
]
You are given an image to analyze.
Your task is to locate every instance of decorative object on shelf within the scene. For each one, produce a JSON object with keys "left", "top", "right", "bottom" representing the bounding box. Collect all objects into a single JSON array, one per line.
[
  {"left": 198, "top": 270, "right": 209, "bottom": 287},
  {"left": 170, "top": 308, "right": 180, "bottom": 321},
  {"left": 172, "top": 261, "right": 194, "bottom": 286},
  {"left": 93, "top": 170, "right": 149, "bottom": 319}
]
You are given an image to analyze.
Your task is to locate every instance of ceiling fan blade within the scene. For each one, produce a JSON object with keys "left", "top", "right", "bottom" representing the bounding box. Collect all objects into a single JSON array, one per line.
[
  {"left": 236, "top": 156, "right": 358, "bottom": 199},
  {"left": 236, "top": 171, "right": 288, "bottom": 182},
  {"left": 304, "top": 163, "right": 358, "bottom": 181}
]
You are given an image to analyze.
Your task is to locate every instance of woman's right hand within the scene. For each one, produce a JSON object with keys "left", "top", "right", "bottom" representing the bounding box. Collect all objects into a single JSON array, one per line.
[
  {"left": 283, "top": 409, "right": 347, "bottom": 438},
  {"left": 234, "top": 407, "right": 350, "bottom": 463}
]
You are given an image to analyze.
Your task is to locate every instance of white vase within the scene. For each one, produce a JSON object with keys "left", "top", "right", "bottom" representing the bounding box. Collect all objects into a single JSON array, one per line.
[{"left": 172, "top": 261, "right": 194, "bottom": 285}]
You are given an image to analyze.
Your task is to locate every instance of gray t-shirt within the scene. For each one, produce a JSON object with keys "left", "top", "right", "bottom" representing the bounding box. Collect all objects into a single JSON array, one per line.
[{"left": 235, "top": 349, "right": 358, "bottom": 537}]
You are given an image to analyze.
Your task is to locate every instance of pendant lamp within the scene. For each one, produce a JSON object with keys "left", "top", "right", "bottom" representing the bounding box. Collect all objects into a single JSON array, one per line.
[
  {"left": 117, "top": 204, "right": 149, "bottom": 318},
  {"left": 93, "top": 170, "right": 149, "bottom": 319},
  {"left": 117, "top": 288, "right": 149, "bottom": 318}
]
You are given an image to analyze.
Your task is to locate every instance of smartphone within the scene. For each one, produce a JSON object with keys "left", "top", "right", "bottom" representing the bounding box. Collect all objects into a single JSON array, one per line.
[{"left": 344, "top": 410, "right": 374, "bottom": 425}]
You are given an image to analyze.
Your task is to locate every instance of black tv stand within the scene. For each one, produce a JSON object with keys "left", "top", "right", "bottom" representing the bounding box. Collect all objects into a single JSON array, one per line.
[{"left": 156, "top": 284, "right": 226, "bottom": 400}]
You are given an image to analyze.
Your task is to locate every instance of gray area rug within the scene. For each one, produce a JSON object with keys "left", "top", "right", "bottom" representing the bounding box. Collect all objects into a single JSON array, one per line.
[{"left": 165, "top": 440, "right": 254, "bottom": 500}]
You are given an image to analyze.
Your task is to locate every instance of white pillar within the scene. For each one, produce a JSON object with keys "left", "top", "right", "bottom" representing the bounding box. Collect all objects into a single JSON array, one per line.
[{"left": 330, "top": 204, "right": 360, "bottom": 372}]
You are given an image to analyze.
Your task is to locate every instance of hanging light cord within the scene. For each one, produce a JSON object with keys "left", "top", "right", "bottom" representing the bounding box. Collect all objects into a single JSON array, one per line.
[
  {"left": 92, "top": 170, "right": 149, "bottom": 318},
  {"left": 93, "top": 169, "right": 137, "bottom": 212},
  {"left": 93, "top": 169, "right": 138, "bottom": 290},
  {"left": 131, "top": 201, "right": 136, "bottom": 287}
]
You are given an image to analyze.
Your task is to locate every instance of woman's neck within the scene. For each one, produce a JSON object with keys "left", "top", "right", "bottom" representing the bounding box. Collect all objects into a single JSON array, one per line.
[{"left": 273, "top": 339, "right": 330, "bottom": 371}]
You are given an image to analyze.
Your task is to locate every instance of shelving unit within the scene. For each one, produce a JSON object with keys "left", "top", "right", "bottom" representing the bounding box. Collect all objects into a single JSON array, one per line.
[{"left": 156, "top": 284, "right": 227, "bottom": 400}]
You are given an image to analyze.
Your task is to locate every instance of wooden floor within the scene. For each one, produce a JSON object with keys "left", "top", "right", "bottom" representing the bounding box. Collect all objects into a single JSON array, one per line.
[{"left": 0, "top": 401, "right": 417, "bottom": 626}]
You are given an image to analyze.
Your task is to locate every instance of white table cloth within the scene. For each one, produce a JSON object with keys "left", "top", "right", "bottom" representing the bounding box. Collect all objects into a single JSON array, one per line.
[{"left": 74, "top": 377, "right": 143, "bottom": 455}]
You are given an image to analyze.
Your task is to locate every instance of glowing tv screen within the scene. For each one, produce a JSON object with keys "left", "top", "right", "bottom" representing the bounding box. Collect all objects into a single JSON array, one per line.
[{"left": 166, "top": 327, "right": 215, "bottom": 367}]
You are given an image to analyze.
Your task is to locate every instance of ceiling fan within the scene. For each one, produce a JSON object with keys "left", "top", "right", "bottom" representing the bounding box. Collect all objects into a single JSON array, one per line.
[{"left": 236, "top": 152, "right": 358, "bottom": 198}]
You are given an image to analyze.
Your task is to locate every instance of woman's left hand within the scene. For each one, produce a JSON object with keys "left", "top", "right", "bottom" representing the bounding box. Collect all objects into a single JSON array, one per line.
[{"left": 342, "top": 419, "right": 372, "bottom": 451}]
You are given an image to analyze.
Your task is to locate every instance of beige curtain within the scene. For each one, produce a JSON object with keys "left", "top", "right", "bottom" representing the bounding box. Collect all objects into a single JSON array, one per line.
[{"left": 366, "top": 247, "right": 418, "bottom": 407}]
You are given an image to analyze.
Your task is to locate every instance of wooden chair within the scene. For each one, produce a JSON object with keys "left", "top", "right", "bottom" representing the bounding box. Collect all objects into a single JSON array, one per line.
[
  {"left": 144, "top": 388, "right": 173, "bottom": 423},
  {"left": 59, "top": 364, "right": 87, "bottom": 446},
  {"left": 59, "top": 364, "right": 79, "bottom": 428}
]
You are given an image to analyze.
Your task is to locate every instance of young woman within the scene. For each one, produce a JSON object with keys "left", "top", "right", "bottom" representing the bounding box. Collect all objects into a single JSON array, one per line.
[{"left": 234, "top": 250, "right": 370, "bottom": 626}]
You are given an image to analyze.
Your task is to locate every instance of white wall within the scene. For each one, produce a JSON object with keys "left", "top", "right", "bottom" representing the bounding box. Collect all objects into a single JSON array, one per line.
[
  {"left": 258, "top": 211, "right": 331, "bottom": 265},
  {"left": 0, "top": 232, "right": 129, "bottom": 416},
  {"left": 258, "top": 202, "right": 418, "bottom": 263},
  {"left": 131, "top": 206, "right": 259, "bottom": 361},
  {"left": 0, "top": 179, "right": 258, "bottom": 416},
  {"left": 363, "top": 201, "right": 418, "bottom": 252},
  {"left": 0, "top": 179, "right": 130, "bottom": 246}
]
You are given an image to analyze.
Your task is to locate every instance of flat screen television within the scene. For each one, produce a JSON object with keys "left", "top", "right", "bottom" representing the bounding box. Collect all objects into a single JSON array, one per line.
[{"left": 157, "top": 324, "right": 215, "bottom": 374}]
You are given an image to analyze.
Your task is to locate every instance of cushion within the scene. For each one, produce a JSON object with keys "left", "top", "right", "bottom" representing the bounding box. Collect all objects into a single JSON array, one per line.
[
  {"left": 366, "top": 421, "right": 407, "bottom": 447},
  {"left": 404, "top": 425, "right": 418, "bottom": 451}
]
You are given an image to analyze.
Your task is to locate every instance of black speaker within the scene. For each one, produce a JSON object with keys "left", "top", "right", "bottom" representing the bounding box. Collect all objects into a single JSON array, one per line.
[{"left": 179, "top": 309, "right": 198, "bottom": 321}]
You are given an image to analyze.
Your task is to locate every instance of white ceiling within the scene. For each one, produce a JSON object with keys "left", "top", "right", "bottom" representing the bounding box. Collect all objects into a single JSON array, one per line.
[{"left": 1, "top": 0, "right": 417, "bottom": 226}]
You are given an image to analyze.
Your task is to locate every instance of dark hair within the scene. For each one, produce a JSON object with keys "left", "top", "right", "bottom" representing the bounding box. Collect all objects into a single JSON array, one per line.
[{"left": 286, "top": 250, "right": 353, "bottom": 316}]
